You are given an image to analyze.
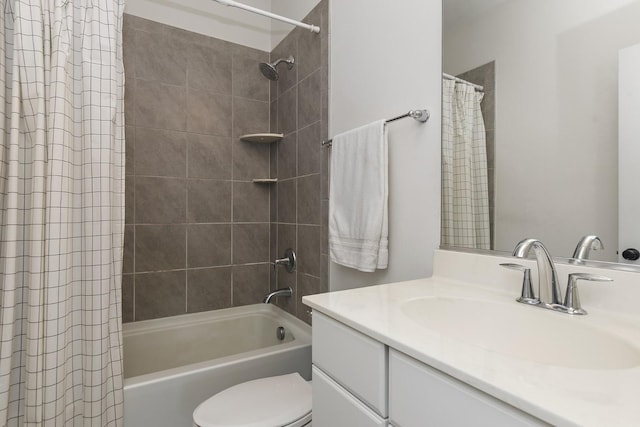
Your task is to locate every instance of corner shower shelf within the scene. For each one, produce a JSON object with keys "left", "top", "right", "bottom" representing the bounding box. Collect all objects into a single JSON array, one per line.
[
  {"left": 240, "top": 133, "right": 283, "bottom": 144},
  {"left": 252, "top": 178, "right": 278, "bottom": 184}
]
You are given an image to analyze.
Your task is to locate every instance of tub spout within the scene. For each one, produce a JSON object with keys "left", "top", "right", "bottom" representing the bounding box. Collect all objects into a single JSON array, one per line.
[{"left": 263, "top": 287, "right": 293, "bottom": 304}]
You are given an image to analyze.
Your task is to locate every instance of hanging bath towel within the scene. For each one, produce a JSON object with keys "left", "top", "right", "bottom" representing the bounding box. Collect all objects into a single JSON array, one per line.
[{"left": 329, "top": 120, "right": 388, "bottom": 272}]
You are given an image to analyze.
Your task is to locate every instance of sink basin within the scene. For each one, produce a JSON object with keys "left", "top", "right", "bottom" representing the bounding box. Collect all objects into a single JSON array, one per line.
[{"left": 401, "top": 297, "right": 640, "bottom": 370}]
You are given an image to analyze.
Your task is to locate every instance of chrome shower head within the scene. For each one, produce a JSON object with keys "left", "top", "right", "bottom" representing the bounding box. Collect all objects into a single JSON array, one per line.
[{"left": 258, "top": 55, "right": 295, "bottom": 81}]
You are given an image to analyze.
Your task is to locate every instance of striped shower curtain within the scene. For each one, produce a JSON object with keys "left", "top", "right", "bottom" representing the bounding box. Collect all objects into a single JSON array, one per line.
[
  {"left": 0, "top": 1, "right": 125, "bottom": 425},
  {"left": 441, "top": 79, "right": 491, "bottom": 249}
]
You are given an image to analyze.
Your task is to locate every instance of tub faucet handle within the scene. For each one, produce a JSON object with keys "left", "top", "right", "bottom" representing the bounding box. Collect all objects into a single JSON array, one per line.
[
  {"left": 499, "top": 263, "right": 538, "bottom": 305},
  {"left": 274, "top": 248, "right": 296, "bottom": 273}
]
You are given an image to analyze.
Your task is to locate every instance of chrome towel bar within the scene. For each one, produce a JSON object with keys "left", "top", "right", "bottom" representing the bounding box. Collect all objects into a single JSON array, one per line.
[{"left": 321, "top": 109, "right": 430, "bottom": 147}]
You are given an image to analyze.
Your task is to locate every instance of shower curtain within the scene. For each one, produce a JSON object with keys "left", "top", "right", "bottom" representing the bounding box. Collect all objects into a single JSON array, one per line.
[
  {"left": 441, "top": 79, "right": 491, "bottom": 249},
  {"left": 0, "top": 0, "right": 125, "bottom": 425}
]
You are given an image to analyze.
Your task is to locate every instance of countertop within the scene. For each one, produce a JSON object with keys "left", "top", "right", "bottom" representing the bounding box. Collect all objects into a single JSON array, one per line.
[{"left": 302, "top": 276, "right": 640, "bottom": 427}]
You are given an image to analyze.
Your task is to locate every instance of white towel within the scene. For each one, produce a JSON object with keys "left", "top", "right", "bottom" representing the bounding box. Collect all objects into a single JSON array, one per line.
[{"left": 329, "top": 120, "right": 388, "bottom": 272}]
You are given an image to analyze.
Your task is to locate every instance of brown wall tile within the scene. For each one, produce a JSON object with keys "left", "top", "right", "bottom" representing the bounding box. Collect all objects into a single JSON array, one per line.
[
  {"left": 135, "top": 270, "right": 186, "bottom": 320},
  {"left": 187, "top": 180, "right": 231, "bottom": 223},
  {"left": 297, "top": 9, "right": 322, "bottom": 81},
  {"left": 122, "top": 274, "right": 134, "bottom": 323},
  {"left": 125, "top": 176, "right": 134, "bottom": 224},
  {"left": 233, "top": 264, "right": 270, "bottom": 306},
  {"left": 187, "top": 267, "right": 232, "bottom": 312},
  {"left": 134, "top": 30, "right": 187, "bottom": 85},
  {"left": 233, "top": 97, "right": 270, "bottom": 138},
  {"left": 187, "top": 44, "right": 232, "bottom": 95},
  {"left": 233, "top": 55, "right": 269, "bottom": 102},
  {"left": 233, "top": 223, "right": 270, "bottom": 264},
  {"left": 277, "top": 132, "right": 297, "bottom": 180},
  {"left": 297, "top": 174, "right": 320, "bottom": 225},
  {"left": 187, "top": 224, "right": 232, "bottom": 268},
  {"left": 187, "top": 89, "right": 232, "bottom": 136},
  {"left": 272, "top": 35, "right": 298, "bottom": 97},
  {"left": 233, "top": 182, "right": 270, "bottom": 222},
  {"left": 125, "top": 126, "right": 135, "bottom": 175},
  {"left": 297, "top": 122, "right": 321, "bottom": 176},
  {"left": 187, "top": 134, "right": 232, "bottom": 180},
  {"left": 135, "top": 225, "right": 186, "bottom": 272},
  {"left": 232, "top": 141, "right": 270, "bottom": 181},
  {"left": 135, "top": 128, "right": 187, "bottom": 177},
  {"left": 135, "top": 177, "right": 185, "bottom": 224},
  {"left": 123, "top": 225, "right": 134, "bottom": 274},
  {"left": 277, "top": 179, "right": 296, "bottom": 224},
  {"left": 298, "top": 225, "right": 320, "bottom": 277},
  {"left": 298, "top": 70, "right": 321, "bottom": 130},
  {"left": 278, "top": 87, "right": 297, "bottom": 135},
  {"left": 135, "top": 79, "right": 186, "bottom": 131}
]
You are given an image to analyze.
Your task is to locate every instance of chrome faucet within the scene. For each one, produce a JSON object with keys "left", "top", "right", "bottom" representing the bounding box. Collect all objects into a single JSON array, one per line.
[
  {"left": 572, "top": 235, "right": 603, "bottom": 261},
  {"left": 263, "top": 287, "right": 293, "bottom": 304},
  {"left": 512, "top": 238, "right": 563, "bottom": 306},
  {"left": 274, "top": 248, "right": 296, "bottom": 272},
  {"left": 502, "top": 238, "right": 612, "bottom": 315}
]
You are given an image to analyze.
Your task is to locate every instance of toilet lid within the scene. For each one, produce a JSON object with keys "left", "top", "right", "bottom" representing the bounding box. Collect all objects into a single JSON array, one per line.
[{"left": 193, "top": 373, "right": 311, "bottom": 427}]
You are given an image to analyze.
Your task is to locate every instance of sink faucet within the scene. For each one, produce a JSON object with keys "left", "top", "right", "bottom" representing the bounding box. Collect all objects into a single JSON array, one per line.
[
  {"left": 505, "top": 238, "right": 613, "bottom": 315},
  {"left": 263, "top": 287, "right": 293, "bottom": 304},
  {"left": 572, "top": 235, "right": 603, "bottom": 261},
  {"left": 512, "top": 238, "right": 563, "bottom": 306}
]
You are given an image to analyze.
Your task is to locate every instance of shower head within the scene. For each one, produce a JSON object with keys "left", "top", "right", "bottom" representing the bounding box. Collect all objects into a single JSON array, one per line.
[{"left": 258, "top": 55, "right": 295, "bottom": 81}]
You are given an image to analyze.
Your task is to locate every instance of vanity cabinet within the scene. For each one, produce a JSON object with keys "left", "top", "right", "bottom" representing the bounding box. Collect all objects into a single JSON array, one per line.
[
  {"left": 312, "top": 367, "right": 387, "bottom": 427},
  {"left": 312, "top": 312, "right": 547, "bottom": 427},
  {"left": 389, "top": 350, "right": 545, "bottom": 427}
]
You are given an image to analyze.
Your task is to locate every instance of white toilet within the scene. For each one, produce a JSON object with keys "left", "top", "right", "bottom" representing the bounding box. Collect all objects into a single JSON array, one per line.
[{"left": 193, "top": 373, "right": 312, "bottom": 427}]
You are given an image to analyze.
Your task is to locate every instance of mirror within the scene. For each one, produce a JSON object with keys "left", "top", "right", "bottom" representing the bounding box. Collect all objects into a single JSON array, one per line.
[{"left": 442, "top": 0, "right": 640, "bottom": 266}]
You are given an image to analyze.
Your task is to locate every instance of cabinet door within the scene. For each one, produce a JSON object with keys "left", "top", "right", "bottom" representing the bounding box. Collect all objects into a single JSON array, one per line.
[
  {"left": 312, "top": 312, "right": 388, "bottom": 416},
  {"left": 389, "top": 350, "right": 548, "bottom": 427},
  {"left": 313, "top": 366, "right": 388, "bottom": 427}
]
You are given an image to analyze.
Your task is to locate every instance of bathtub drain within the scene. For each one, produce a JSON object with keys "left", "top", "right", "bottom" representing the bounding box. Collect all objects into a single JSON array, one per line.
[{"left": 276, "top": 326, "right": 286, "bottom": 341}]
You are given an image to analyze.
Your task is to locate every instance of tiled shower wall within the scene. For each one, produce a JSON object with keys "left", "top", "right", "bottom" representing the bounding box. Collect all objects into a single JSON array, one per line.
[
  {"left": 269, "top": 0, "right": 329, "bottom": 323},
  {"left": 122, "top": 14, "right": 273, "bottom": 322},
  {"left": 457, "top": 61, "right": 496, "bottom": 248},
  {"left": 122, "top": 2, "right": 329, "bottom": 324}
]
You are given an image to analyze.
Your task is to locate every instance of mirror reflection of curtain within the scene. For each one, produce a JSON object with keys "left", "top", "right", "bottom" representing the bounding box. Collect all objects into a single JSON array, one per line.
[{"left": 441, "top": 79, "right": 490, "bottom": 249}]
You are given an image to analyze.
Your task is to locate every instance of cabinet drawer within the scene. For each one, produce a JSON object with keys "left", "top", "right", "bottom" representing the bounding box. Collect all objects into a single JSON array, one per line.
[
  {"left": 389, "top": 350, "right": 547, "bottom": 427},
  {"left": 313, "top": 366, "right": 387, "bottom": 427},
  {"left": 312, "top": 312, "right": 388, "bottom": 416}
]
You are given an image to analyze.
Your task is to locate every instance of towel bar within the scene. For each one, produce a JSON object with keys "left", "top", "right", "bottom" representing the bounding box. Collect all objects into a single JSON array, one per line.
[{"left": 321, "top": 109, "right": 429, "bottom": 146}]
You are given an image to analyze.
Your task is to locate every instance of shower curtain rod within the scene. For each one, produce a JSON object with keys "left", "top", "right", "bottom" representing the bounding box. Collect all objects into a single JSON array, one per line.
[
  {"left": 443, "top": 73, "right": 484, "bottom": 91},
  {"left": 212, "top": 0, "right": 320, "bottom": 33}
]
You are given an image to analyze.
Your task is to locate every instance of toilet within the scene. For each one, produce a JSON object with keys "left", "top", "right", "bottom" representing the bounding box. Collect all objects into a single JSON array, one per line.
[{"left": 193, "top": 373, "right": 312, "bottom": 427}]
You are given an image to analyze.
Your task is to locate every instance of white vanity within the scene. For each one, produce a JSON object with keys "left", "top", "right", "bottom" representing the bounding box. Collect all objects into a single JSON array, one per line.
[{"left": 303, "top": 250, "right": 640, "bottom": 427}]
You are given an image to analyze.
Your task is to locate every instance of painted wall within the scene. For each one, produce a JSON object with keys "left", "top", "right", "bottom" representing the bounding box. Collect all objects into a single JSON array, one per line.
[
  {"left": 271, "top": 0, "right": 321, "bottom": 48},
  {"left": 328, "top": 0, "right": 442, "bottom": 291},
  {"left": 125, "top": 0, "right": 320, "bottom": 51},
  {"left": 124, "top": 0, "right": 271, "bottom": 51},
  {"left": 443, "top": 0, "right": 640, "bottom": 261}
]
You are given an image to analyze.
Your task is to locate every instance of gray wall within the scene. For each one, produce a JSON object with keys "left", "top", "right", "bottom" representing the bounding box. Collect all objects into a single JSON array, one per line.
[{"left": 122, "top": 1, "right": 328, "bottom": 324}]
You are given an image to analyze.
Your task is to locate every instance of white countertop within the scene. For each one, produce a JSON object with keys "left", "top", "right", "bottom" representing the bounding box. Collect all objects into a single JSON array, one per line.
[{"left": 302, "top": 274, "right": 640, "bottom": 426}]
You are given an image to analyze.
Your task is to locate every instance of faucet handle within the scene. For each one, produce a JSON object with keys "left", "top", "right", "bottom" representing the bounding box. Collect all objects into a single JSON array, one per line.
[
  {"left": 273, "top": 248, "right": 296, "bottom": 272},
  {"left": 499, "top": 263, "right": 539, "bottom": 305},
  {"left": 564, "top": 273, "right": 613, "bottom": 315}
]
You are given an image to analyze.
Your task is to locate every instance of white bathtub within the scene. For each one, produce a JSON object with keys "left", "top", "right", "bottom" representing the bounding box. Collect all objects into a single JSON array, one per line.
[{"left": 123, "top": 304, "right": 312, "bottom": 427}]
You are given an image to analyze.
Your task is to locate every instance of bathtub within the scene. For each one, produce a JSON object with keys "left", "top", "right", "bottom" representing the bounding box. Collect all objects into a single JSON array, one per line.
[{"left": 123, "top": 304, "right": 312, "bottom": 427}]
